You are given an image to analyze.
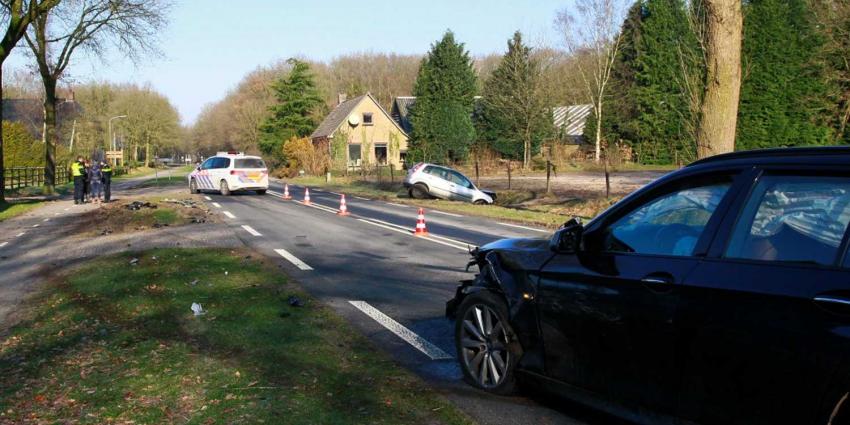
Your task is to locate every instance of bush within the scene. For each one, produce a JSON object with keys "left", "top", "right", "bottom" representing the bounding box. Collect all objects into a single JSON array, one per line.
[
  {"left": 3, "top": 121, "right": 40, "bottom": 167},
  {"left": 280, "top": 137, "right": 330, "bottom": 177}
]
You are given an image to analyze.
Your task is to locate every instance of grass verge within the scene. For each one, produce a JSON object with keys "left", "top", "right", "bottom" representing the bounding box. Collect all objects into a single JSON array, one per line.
[
  {"left": 288, "top": 176, "right": 618, "bottom": 228},
  {"left": 0, "top": 248, "right": 472, "bottom": 425},
  {"left": 0, "top": 199, "right": 45, "bottom": 222}
]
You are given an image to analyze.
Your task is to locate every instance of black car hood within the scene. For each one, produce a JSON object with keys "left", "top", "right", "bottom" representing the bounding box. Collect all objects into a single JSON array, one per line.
[{"left": 478, "top": 237, "right": 553, "bottom": 271}]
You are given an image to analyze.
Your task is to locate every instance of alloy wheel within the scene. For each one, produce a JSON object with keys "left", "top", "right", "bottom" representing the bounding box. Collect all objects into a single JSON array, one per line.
[{"left": 460, "top": 304, "right": 510, "bottom": 389}]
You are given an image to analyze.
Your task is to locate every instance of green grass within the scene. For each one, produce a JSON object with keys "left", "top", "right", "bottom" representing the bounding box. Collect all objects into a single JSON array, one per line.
[
  {"left": 0, "top": 199, "right": 45, "bottom": 222},
  {"left": 5, "top": 181, "right": 73, "bottom": 197},
  {"left": 0, "top": 248, "right": 472, "bottom": 425},
  {"left": 115, "top": 165, "right": 194, "bottom": 181},
  {"left": 289, "top": 176, "right": 616, "bottom": 228}
]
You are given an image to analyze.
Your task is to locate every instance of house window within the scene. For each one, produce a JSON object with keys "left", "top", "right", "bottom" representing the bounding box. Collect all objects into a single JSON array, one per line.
[
  {"left": 374, "top": 143, "right": 388, "bottom": 165},
  {"left": 363, "top": 113, "right": 373, "bottom": 126},
  {"left": 348, "top": 144, "right": 361, "bottom": 166}
]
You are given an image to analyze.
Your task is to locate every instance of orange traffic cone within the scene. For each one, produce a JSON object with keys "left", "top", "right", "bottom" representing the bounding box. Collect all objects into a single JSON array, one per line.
[
  {"left": 414, "top": 208, "right": 429, "bottom": 236},
  {"left": 303, "top": 187, "right": 311, "bottom": 205},
  {"left": 337, "top": 194, "right": 350, "bottom": 216},
  {"left": 282, "top": 184, "right": 292, "bottom": 199}
]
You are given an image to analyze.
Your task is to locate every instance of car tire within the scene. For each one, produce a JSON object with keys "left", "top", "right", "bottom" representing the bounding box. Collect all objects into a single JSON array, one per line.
[
  {"left": 189, "top": 179, "right": 199, "bottom": 194},
  {"left": 455, "top": 291, "right": 522, "bottom": 395},
  {"left": 411, "top": 183, "right": 429, "bottom": 199},
  {"left": 474, "top": 199, "right": 488, "bottom": 205},
  {"left": 256, "top": 189, "right": 267, "bottom": 195},
  {"left": 220, "top": 180, "right": 231, "bottom": 196}
]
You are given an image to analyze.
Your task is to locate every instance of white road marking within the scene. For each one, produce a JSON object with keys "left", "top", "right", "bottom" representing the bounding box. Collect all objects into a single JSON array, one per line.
[
  {"left": 15, "top": 232, "right": 25, "bottom": 237},
  {"left": 274, "top": 248, "right": 313, "bottom": 271},
  {"left": 385, "top": 202, "right": 408, "bottom": 208},
  {"left": 212, "top": 202, "right": 221, "bottom": 208},
  {"left": 222, "top": 211, "right": 236, "bottom": 219},
  {"left": 353, "top": 196, "right": 370, "bottom": 201},
  {"left": 348, "top": 301, "right": 452, "bottom": 360},
  {"left": 43, "top": 218, "right": 50, "bottom": 222},
  {"left": 64, "top": 208, "right": 70, "bottom": 211},
  {"left": 328, "top": 191, "right": 342, "bottom": 196},
  {"left": 0, "top": 242, "right": 8, "bottom": 248},
  {"left": 294, "top": 200, "right": 338, "bottom": 214},
  {"left": 241, "top": 225, "right": 262, "bottom": 236},
  {"left": 497, "top": 222, "right": 550, "bottom": 233},
  {"left": 356, "top": 218, "right": 470, "bottom": 252},
  {"left": 32, "top": 224, "right": 39, "bottom": 228},
  {"left": 431, "top": 210, "right": 463, "bottom": 218},
  {"left": 312, "top": 189, "right": 323, "bottom": 192},
  {"left": 54, "top": 212, "right": 61, "bottom": 216},
  {"left": 204, "top": 196, "right": 212, "bottom": 201}
]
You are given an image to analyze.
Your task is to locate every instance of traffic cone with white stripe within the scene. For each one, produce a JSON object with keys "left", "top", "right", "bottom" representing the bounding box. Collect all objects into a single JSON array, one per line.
[
  {"left": 303, "top": 187, "right": 311, "bottom": 205},
  {"left": 414, "top": 208, "right": 429, "bottom": 237},
  {"left": 337, "top": 194, "right": 350, "bottom": 216},
  {"left": 282, "top": 184, "right": 292, "bottom": 199}
]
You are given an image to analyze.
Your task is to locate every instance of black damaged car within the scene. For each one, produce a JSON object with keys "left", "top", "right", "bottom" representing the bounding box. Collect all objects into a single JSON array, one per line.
[{"left": 447, "top": 147, "right": 850, "bottom": 425}]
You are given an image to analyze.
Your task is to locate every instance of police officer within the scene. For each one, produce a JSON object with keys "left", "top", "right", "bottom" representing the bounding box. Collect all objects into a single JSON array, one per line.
[
  {"left": 71, "top": 157, "right": 85, "bottom": 204},
  {"left": 101, "top": 161, "right": 113, "bottom": 203}
]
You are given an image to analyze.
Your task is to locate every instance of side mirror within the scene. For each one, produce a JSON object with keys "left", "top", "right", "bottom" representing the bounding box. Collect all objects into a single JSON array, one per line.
[{"left": 550, "top": 217, "right": 583, "bottom": 254}]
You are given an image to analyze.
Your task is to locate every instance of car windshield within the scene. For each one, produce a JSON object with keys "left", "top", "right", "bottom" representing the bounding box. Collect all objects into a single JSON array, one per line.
[{"left": 235, "top": 158, "right": 265, "bottom": 169}]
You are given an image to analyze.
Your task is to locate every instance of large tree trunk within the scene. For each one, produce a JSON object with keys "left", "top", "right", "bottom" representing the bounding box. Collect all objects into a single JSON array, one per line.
[
  {"left": 696, "top": 0, "right": 743, "bottom": 158},
  {"left": 43, "top": 77, "right": 58, "bottom": 190}
]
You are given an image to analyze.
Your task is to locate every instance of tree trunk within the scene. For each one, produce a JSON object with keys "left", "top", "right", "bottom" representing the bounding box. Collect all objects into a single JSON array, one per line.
[
  {"left": 43, "top": 78, "right": 58, "bottom": 190},
  {"left": 595, "top": 104, "right": 603, "bottom": 163},
  {"left": 696, "top": 0, "right": 743, "bottom": 159},
  {"left": 145, "top": 141, "right": 151, "bottom": 168}
]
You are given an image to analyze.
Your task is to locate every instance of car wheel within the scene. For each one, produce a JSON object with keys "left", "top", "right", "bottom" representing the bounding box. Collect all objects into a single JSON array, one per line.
[
  {"left": 256, "top": 189, "right": 267, "bottom": 195},
  {"left": 474, "top": 199, "right": 488, "bottom": 205},
  {"left": 455, "top": 291, "right": 521, "bottom": 395},
  {"left": 411, "top": 183, "right": 429, "bottom": 199},
  {"left": 220, "top": 180, "right": 231, "bottom": 196},
  {"left": 189, "top": 179, "right": 199, "bottom": 194}
]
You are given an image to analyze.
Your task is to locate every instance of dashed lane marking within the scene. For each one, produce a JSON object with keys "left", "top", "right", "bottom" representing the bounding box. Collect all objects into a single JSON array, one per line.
[
  {"left": 0, "top": 242, "right": 7, "bottom": 248},
  {"left": 241, "top": 225, "right": 262, "bottom": 236},
  {"left": 15, "top": 232, "right": 25, "bottom": 237},
  {"left": 353, "top": 196, "right": 370, "bottom": 201},
  {"left": 274, "top": 248, "right": 313, "bottom": 271},
  {"left": 43, "top": 218, "right": 50, "bottom": 222},
  {"left": 32, "top": 224, "right": 40, "bottom": 228},
  {"left": 385, "top": 202, "right": 408, "bottom": 208},
  {"left": 222, "top": 211, "right": 236, "bottom": 219},
  {"left": 54, "top": 212, "right": 61, "bottom": 216},
  {"left": 348, "top": 300, "right": 452, "bottom": 360},
  {"left": 497, "top": 222, "right": 550, "bottom": 233},
  {"left": 204, "top": 196, "right": 212, "bottom": 201},
  {"left": 212, "top": 202, "right": 221, "bottom": 208},
  {"left": 431, "top": 210, "right": 463, "bottom": 218},
  {"left": 64, "top": 208, "right": 70, "bottom": 211}
]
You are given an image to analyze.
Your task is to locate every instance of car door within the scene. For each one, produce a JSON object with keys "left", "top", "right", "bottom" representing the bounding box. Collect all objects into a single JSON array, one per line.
[
  {"left": 423, "top": 166, "right": 451, "bottom": 199},
  {"left": 537, "top": 171, "right": 742, "bottom": 416},
  {"left": 211, "top": 157, "right": 230, "bottom": 188},
  {"left": 676, "top": 170, "right": 850, "bottom": 425},
  {"left": 447, "top": 170, "right": 475, "bottom": 202},
  {"left": 198, "top": 158, "right": 215, "bottom": 189}
]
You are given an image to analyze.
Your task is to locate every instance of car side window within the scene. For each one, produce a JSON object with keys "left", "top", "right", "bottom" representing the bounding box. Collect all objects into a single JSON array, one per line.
[
  {"left": 603, "top": 182, "right": 731, "bottom": 256},
  {"left": 726, "top": 175, "right": 850, "bottom": 266},
  {"left": 217, "top": 158, "right": 231, "bottom": 169},
  {"left": 448, "top": 171, "right": 473, "bottom": 188},
  {"left": 200, "top": 158, "right": 214, "bottom": 170},
  {"left": 427, "top": 166, "right": 449, "bottom": 181}
]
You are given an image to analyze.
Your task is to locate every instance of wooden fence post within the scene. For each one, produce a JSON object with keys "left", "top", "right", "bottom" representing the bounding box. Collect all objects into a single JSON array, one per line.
[
  {"left": 604, "top": 158, "right": 611, "bottom": 199},
  {"left": 475, "top": 160, "right": 479, "bottom": 186},
  {"left": 546, "top": 160, "right": 552, "bottom": 194},
  {"left": 507, "top": 161, "right": 512, "bottom": 190}
]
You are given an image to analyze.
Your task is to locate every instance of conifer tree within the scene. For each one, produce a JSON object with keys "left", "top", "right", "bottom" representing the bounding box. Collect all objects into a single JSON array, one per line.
[
  {"left": 259, "top": 59, "right": 324, "bottom": 163},
  {"left": 478, "top": 31, "right": 552, "bottom": 168},
  {"left": 408, "top": 31, "right": 477, "bottom": 163},
  {"left": 737, "top": 0, "right": 834, "bottom": 149}
]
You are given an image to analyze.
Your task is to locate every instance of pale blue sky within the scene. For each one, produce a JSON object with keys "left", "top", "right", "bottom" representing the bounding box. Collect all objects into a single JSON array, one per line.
[{"left": 6, "top": 0, "right": 567, "bottom": 124}]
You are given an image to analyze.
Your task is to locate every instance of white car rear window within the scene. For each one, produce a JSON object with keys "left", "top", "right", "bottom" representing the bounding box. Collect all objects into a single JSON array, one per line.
[{"left": 235, "top": 158, "right": 265, "bottom": 169}]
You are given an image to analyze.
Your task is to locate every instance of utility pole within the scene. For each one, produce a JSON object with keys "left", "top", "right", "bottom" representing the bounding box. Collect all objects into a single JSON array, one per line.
[{"left": 108, "top": 115, "right": 127, "bottom": 150}]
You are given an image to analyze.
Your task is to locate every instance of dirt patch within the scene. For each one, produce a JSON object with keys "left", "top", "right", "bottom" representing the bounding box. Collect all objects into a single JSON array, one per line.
[{"left": 71, "top": 196, "right": 219, "bottom": 236}]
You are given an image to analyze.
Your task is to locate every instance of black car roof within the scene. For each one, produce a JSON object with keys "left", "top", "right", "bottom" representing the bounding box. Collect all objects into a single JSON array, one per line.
[{"left": 688, "top": 146, "right": 850, "bottom": 168}]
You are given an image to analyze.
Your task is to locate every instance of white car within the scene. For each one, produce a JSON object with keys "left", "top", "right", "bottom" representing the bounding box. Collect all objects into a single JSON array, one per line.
[
  {"left": 189, "top": 152, "right": 268, "bottom": 195},
  {"left": 403, "top": 162, "right": 495, "bottom": 204}
]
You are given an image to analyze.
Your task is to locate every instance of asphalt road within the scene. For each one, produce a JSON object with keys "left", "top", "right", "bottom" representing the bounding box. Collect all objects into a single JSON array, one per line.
[{"left": 200, "top": 180, "right": 629, "bottom": 425}]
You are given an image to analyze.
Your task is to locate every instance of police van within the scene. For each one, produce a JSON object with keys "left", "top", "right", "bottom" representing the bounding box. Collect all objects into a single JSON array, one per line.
[{"left": 189, "top": 151, "right": 269, "bottom": 195}]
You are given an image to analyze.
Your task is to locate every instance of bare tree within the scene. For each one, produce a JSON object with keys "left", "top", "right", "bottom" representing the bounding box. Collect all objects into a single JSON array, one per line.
[
  {"left": 556, "top": 0, "right": 630, "bottom": 163},
  {"left": 0, "top": 0, "right": 59, "bottom": 201},
  {"left": 695, "top": 0, "right": 743, "bottom": 158},
  {"left": 25, "top": 0, "right": 169, "bottom": 190}
]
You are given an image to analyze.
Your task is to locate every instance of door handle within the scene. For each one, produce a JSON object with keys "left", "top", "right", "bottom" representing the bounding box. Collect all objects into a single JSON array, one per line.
[
  {"left": 641, "top": 277, "right": 671, "bottom": 284},
  {"left": 640, "top": 273, "right": 675, "bottom": 293}
]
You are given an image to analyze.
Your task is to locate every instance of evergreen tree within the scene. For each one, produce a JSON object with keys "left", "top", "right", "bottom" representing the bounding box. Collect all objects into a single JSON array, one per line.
[
  {"left": 408, "top": 31, "right": 477, "bottom": 163},
  {"left": 597, "top": 0, "right": 701, "bottom": 164},
  {"left": 737, "top": 0, "right": 834, "bottom": 149},
  {"left": 258, "top": 59, "right": 324, "bottom": 163},
  {"left": 477, "top": 31, "right": 552, "bottom": 168}
]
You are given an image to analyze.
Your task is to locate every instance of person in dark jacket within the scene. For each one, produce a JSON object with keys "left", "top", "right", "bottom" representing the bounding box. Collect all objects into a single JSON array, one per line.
[
  {"left": 101, "top": 161, "right": 113, "bottom": 202},
  {"left": 89, "top": 162, "right": 103, "bottom": 204},
  {"left": 71, "top": 157, "right": 85, "bottom": 204}
]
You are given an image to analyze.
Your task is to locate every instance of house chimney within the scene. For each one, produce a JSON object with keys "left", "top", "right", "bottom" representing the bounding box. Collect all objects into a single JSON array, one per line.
[{"left": 338, "top": 93, "right": 347, "bottom": 105}]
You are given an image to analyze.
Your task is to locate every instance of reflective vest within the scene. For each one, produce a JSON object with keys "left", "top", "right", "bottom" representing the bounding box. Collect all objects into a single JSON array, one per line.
[
  {"left": 102, "top": 165, "right": 112, "bottom": 173},
  {"left": 71, "top": 162, "right": 84, "bottom": 177}
]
